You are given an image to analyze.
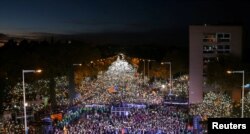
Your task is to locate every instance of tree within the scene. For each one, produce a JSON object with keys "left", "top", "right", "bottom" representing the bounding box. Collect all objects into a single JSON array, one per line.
[
  {"left": 243, "top": 92, "right": 250, "bottom": 117},
  {"left": 3, "top": 39, "right": 17, "bottom": 48},
  {"left": 0, "top": 75, "right": 10, "bottom": 114},
  {"left": 189, "top": 91, "right": 232, "bottom": 118},
  {"left": 232, "top": 91, "right": 250, "bottom": 118}
]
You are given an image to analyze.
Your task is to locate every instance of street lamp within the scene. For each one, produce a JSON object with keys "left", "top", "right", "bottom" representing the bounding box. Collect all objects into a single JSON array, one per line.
[
  {"left": 147, "top": 60, "right": 150, "bottom": 79},
  {"left": 73, "top": 63, "right": 82, "bottom": 66},
  {"left": 161, "top": 62, "right": 172, "bottom": 95},
  {"left": 22, "top": 69, "right": 42, "bottom": 134},
  {"left": 70, "top": 64, "right": 82, "bottom": 102},
  {"left": 147, "top": 59, "right": 155, "bottom": 80},
  {"left": 227, "top": 70, "right": 244, "bottom": 118},
  {"left": 141, "top": 59, "right": 146, "bottom": 83}
]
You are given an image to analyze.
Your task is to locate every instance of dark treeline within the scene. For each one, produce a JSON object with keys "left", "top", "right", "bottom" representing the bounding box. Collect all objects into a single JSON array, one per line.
[
  {"left": 0, "top": 39, "right": 99, "bottom": 82},
  {"left": 0, "top": 39, "right": 188, "bottom": 82}
]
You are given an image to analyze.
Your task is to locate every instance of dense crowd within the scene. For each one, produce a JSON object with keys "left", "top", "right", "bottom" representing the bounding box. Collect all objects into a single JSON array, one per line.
[
  {"left": 54, "top": 105, "right": 188, "bottom": 134},
  {"left": 1, "top": 56, "right": 191, "bottom": 134}
]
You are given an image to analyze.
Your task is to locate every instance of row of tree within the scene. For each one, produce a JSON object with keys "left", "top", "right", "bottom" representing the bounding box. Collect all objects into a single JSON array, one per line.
[{"left": 0, "top": 38, "right": 188, "bottom": 114}]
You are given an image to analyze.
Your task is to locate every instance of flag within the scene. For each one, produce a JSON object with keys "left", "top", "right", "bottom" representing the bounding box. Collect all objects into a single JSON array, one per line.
[
  {"left": 107, "top": 86, "right": 116, "bottom": 93},
  {"left": 51, "top": 113, "right": 63, "bottom": 121},
  {"left": 244, "top": 84, "right": 250, "bottom": 88},
  {"left": 122, "top": 128, "right": 126, "bottom": 134},
  {"left": 114, "top": 85, "right": 119, "bottom": 90}
]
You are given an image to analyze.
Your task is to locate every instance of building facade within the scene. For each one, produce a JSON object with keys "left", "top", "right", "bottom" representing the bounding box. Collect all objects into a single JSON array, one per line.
[{"left": 189, "top": 25, "right": 242, "bottom": 104}]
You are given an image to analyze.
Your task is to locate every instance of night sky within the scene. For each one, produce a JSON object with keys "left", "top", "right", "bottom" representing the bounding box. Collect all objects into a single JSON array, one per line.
[{"left": 1, "top": 0, "right": 250, "bottom": 35}]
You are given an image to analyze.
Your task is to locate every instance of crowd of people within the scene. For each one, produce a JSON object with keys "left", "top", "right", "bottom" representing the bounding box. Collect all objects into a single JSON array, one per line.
[
  {"left": 1, "top": 56, "right": 192, "bottom": 134},
  {"left": 54, "top": 105, "right": 189, "bottom": 134}
]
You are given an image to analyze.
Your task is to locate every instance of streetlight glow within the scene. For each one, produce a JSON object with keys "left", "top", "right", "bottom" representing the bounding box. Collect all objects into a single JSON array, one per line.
[
  {"left": 22, "top": 69, "right": 42, "bottom": 134},
  {"left": 227, "top": 70, "right": 232, "bottom": 74},
  {"left": 161, "top": 62, "right": 171, "bottom": 65},
  {"left": 161, "top": 61, "right": 172, "bottom": 95},
  {"left": 147, "top": 59, "right": 155, "bottom": 79},
  {"left": 23, "top": 69, "right": 42, "bottom": 73},
  {"left": 35, "top": 69, "right": 42, "bottom": 73},
  {"left": 73, "top": 64, "right": 82, "bottom": 66},
  {"left": 227, "top": 70, "right": 244, "bottom": 74}
]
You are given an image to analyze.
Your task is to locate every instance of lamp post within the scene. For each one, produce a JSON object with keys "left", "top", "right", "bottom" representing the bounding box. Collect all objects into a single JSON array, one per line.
[
  {"left": 227, "top": 70, "right": 244, "bottom": 118},
  {"left": 142, "top": 59, "right": 146, "bottom": 83},
  {"left": 161, "top": 62, "right": 172, "bottom": 95},
  {"left": 69, "top": 64, "right": 82, "bottom": 104},
  {"left": 73, "top": 63, "right": 82, "bottom": 66},
  {"left": 147, "top": 60, "right": 150, "bottom": 79},
  {"left": 22, "top": 69, "right": 42, "bottom": 134},
  {"left": 147, "top": 60, "right": 155, "bottom": 80},
  {"left": 72, "top": 63, "right": 82, "bottom": 86}
]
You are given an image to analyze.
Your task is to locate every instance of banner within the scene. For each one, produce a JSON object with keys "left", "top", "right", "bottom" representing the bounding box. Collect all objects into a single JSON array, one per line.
[
  {"left": 51, "top": 113, "right": 63, "bottom": 121},
  {"left": 107, "top": 86, "right": 117, "bottom": 93}
]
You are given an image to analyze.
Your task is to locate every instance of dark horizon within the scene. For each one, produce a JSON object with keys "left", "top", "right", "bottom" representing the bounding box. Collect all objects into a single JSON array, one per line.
[
  {"left": 1, "top": 0, "right": 250, "bottom": 61},
  {"left": 1, "top": 0, "right": 250, "bottom": 37},
  {"left": 0, "top": 23, "right": 247, "bottom": 47}
]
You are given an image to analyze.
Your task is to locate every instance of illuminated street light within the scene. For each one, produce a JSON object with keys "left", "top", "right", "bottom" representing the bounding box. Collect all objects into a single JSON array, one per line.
[
  {"left": 22, "top": 69, "right": 42, "bottom": 134},
  {"left": 147, "top": 59, "right": 155, "bottom": 79},
  {"left": 141, "top": 59, "right": 146, "bottom": 84},
  {"left": 73, "top": 64, "right": 82, "bottom": 66},
  {"left": 69, "top": 63, "right": 82, "bottom": 104},
  {"left": 227, "top": 70, "right": 244, "bottom": 118},
  {"left": 161, "top": 62, "right": 172, "bottom": 95}
]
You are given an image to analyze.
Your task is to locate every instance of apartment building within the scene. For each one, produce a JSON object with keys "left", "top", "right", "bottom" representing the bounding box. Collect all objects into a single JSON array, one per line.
[{"left": 189, "top": 25, "right": 242, "bottom": 104}]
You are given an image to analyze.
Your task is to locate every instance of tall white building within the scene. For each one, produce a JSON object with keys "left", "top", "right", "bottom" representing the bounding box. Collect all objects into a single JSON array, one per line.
[{"left": 189, "top": 25, "right": 242, "bottom": 104}]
